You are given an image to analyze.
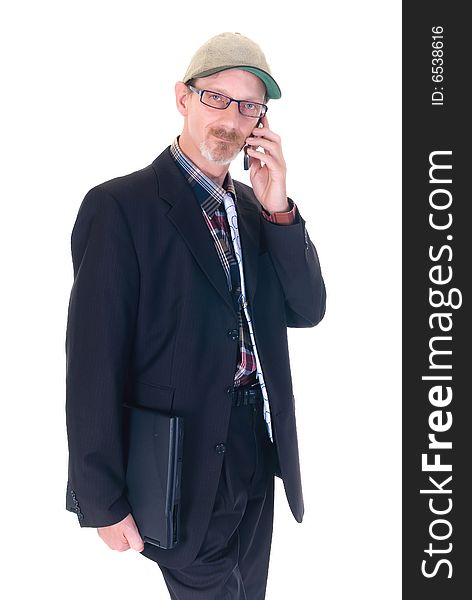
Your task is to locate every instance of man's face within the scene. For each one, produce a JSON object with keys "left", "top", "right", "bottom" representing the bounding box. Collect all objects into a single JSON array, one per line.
[{"left": 180, "top": 69, "right": 267, "bottom": 166}]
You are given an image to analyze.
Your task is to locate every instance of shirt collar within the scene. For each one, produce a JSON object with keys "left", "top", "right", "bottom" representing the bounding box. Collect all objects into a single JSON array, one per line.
[{"left": 170, "top": 136, "right": 236, "bottom": 211}]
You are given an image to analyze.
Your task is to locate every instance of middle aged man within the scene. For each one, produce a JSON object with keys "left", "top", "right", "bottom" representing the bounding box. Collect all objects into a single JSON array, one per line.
[{"left": 65, "top": 32, "right": 326, "bottom": 599}]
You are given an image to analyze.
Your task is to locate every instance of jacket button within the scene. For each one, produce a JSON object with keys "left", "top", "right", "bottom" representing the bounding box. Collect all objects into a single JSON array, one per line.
[
  {"left": 227, "top": 329, "right": 239, "bottom": 341},
  {"left": 215, "top": 443, "right": 226, "bottom": 455}
]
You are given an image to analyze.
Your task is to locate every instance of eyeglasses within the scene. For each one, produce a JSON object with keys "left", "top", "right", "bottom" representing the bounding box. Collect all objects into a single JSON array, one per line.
[{"left": 187, "top": 85, "right": 268, "bottom": 119}]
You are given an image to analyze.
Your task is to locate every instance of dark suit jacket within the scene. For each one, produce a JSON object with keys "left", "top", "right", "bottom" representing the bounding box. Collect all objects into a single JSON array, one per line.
[{"left": 65, "top": 146, "right": 326, "bottom": 569}]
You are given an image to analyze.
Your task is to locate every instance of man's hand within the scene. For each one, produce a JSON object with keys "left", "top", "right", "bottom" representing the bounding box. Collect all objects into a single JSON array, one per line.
[
  {"left": 245, "top": 114, "right": 289, "bottom": 214},
  {"left": 97, "top": 512, "right": 145, "bottom": 552}
]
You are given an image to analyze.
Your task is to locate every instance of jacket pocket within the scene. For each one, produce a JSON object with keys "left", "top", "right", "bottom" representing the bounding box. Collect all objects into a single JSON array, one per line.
[{"left": 131, "top": 379, "right": 175, "bottom": 414}]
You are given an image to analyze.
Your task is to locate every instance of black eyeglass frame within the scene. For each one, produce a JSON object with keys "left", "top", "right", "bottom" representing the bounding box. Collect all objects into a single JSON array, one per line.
[{"left": 186, "top": 84, "right": 268, "bottom": 118}]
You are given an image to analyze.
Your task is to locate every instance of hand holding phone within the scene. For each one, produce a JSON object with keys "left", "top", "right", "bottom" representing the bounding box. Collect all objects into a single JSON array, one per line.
[{"left": 241, "top": 114, "right": 288, "bottom": 214}]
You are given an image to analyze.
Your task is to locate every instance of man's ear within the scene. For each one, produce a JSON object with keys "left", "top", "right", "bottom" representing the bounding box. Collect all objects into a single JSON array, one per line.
[{"left": 175, "top": 81, "right": 191, "bottom": 117}]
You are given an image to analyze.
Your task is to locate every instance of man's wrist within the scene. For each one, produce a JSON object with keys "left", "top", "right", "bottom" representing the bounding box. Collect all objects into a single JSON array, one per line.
[
  {"left": 262, "top": 198, "right": 292, "bottom": 215},
  {"left": 261, "top": 198, "right": 297, "bottom": 225}
]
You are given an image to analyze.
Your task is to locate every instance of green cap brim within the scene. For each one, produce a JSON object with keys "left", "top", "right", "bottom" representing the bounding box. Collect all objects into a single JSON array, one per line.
[{"left": 189, "top": 65, "right": 281, "bottom": 99}]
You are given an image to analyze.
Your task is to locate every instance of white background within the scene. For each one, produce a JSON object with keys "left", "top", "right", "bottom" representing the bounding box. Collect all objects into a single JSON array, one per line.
[{"left": 1, "top": 1, "right": 401, "bottom": 598}]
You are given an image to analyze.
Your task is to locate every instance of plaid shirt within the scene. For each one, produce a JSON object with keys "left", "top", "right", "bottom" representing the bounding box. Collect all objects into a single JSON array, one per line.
[{"left": 170, "top": 136, "right": 296, "bottom": 387}]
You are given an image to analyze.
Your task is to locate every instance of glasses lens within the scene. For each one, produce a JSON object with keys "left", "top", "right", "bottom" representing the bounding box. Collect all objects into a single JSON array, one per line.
[
  {"left": 201, "top": 91, "right": 230, "bottom": 109},
  {"left": 239, "top": 102, "right": 266, "bottom": 118}
]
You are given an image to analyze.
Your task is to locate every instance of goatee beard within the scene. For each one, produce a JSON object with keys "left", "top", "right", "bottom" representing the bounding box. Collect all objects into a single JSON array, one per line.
[{"left": 199, "top": 129, "right": 244, "bottom": 165}]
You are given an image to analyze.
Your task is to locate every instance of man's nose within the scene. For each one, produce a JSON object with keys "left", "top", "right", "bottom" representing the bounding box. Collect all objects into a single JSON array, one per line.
[{"left": 219, "top": 100, "right": 244, "bottom": 128}]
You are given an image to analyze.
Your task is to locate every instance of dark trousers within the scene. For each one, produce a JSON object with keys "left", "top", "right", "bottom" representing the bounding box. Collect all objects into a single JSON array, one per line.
[{"left": 158, "top": 397, "right": 276, "bottom": 599}]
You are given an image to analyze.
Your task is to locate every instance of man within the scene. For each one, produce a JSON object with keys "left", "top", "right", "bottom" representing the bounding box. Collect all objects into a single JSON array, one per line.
[{"left": 65, "top": 31, "right": 326, "bottom": 599}]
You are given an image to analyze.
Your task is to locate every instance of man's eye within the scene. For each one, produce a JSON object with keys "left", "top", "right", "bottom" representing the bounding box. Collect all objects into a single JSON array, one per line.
[
  {"left": 243, "top": 103, "right": 256, "bottom": 110},
  {"left": 209, "top": 94, "right": 223, "bottom": 102}
]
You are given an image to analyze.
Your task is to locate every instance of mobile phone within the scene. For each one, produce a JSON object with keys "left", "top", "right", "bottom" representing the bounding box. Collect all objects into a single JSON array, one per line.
[{"left": 243, "top": 118, "right": 263, "bottom": 170}]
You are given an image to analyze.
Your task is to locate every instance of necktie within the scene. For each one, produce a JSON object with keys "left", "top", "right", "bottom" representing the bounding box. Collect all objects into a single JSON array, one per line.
[{"left": 223, "top": 191, "right": 274, "bottom": 443}]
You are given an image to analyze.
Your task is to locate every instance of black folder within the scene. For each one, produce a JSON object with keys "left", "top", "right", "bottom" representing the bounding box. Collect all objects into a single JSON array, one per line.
[{"left": 123, "top": 403, "right": 184, "bottom": 549}]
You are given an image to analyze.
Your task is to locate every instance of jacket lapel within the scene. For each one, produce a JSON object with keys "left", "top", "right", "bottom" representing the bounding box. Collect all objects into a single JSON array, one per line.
[{"left": 152, "top": 148, "right": 261, "bottom": 315}]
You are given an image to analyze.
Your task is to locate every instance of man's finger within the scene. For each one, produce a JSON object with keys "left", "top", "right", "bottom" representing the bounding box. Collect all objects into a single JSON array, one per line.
[
  {"left": 124, "top": 526, "right": 145, "bottom": 552},
  {"left": 116, "top": 539, "right": 131, "bottom": 552}
]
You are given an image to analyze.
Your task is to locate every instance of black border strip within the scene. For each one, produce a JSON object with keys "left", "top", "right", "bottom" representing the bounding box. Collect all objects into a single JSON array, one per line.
[{"left": 403, "top": 3, "right": 470, "bottom": 597}]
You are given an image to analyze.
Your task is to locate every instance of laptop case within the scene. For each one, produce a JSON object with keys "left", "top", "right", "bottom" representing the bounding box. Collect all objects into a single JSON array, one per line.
[{"left": 123, "top": 402, "right": 184, "bottom": 549}]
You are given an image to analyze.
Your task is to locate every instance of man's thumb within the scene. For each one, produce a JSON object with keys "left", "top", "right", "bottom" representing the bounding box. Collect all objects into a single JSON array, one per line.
[{"left": 125, "top": 523, "right": 145, "bottom": 551}]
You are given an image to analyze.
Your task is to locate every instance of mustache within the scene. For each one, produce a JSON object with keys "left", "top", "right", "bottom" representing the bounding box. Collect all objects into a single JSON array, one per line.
[{"left": 208, "top": 127, "right": 244, "bottom": 145}]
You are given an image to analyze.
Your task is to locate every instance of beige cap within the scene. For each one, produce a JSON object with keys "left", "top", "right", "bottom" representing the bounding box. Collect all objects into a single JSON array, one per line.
[{"left": 182, "top": 32, "right": 281, "bottom": 100}]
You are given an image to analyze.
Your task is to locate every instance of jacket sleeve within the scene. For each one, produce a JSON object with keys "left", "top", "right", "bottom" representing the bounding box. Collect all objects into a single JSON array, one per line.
[
  {"left": 260, "top": 198, "right": 326, "bottom": 328},
  {"left": 64, "top": 185, "right": 140, "bottom": 527}
]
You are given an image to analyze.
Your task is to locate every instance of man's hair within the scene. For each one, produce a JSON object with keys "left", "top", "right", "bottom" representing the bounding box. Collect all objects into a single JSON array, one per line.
[{"left": 185, "top": 78, "right": 269, "bottom": 104}]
